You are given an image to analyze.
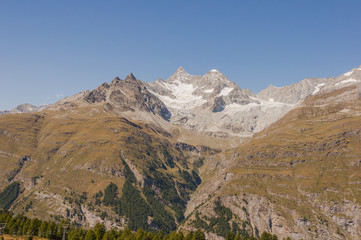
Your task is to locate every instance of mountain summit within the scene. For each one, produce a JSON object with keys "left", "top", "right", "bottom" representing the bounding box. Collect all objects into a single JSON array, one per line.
[
  {"left": 145, "top": 67, "right": 288, "bottom": 138},
  {"left": 56, "top": 73, "right": 172, "bottom": 121},
  {"left": 167, "top": 66, "right": 200, "bottom": 85}
]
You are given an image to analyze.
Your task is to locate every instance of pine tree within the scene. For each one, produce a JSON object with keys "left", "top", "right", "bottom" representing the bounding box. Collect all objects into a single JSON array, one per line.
[
  {"left": 27, "top": 218, "right": 41, "bottom": 236},
  {"left": 38, "top": 221, "right": 48, "bottom": 237},
  {"left": 22, "top": 219, "right": 31, "bottom": 236},
  {"left": 226, "top": 232, "right": 235, "bottom": 240},
  {"left": 184, "top": 231, "right": 193, "bottom": 240},
  {"left": 192, "top": 230, "right": 206, "bottom": 240},
  {"left": 135, "top": 228, "right": 145, "bottom": 240},
  {"left": 46, "top": 222, "right": 57, "bottom": 239},
  {"left": 260, "top": 232, "right": 278, "bottom": 240},
  {"left": 93, "top": 223, "right": 106, "bottom": 240},
  {"left": 85, "top": 229, "right": 96, "bottom": 240},
  {"left": 103, "top": 183, "right": 118, "bottom": 206}
]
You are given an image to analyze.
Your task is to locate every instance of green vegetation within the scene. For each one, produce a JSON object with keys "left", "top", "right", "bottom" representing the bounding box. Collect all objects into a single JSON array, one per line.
[
  {"left": 120, "top": 180, "right": 152, "bottom": 231},
  {"left": 0, "top": 182, "right": 20, "bottom": 210},
  {"left": 143, "top": 185, "right": 177, "bottom": 232},
  {"left": 103, "top": 183, "right": 118, "bottom": 207},
  {"left": 0, "top": 108, "right": 207, "bottom": 236},
  {"left": 97, "top": 155, "right": 202, "bottom": 233},
  {"left": 0, "top": 208, "right": 282, "bottom": 240},
  {"left": 193, "top": 200, "right": 257, "bottom": 239},
  {"left": 193, "top": 200, "right": 232, "bottom": 237},
  {"left": 101, "top": 163, "right": 178, "bottom": 232}
]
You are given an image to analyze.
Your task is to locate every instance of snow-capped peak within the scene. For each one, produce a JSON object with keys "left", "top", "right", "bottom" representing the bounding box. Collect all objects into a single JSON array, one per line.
[
  {"left": 167, "top": 66, "right": 194, "bottom": 84},
  {"left": 344, "top": 70, "right": 354, "bottom": 77},
  {"left": 210, "top": 69, "right": 219, "bottom": 73}
]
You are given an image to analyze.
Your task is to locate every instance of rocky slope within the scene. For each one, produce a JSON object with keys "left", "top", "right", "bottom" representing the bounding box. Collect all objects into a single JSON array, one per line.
[
  {"left": 257, "top": 64, "right": 361, "bottom": 104},
  {"left": 182, "top": 83, "right": 361, "bottom": 239}
]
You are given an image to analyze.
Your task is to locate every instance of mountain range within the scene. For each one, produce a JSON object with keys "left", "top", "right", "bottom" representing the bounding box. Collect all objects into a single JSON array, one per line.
[{"left": 0, "top": 65, "right": 360, "bottom": 239}]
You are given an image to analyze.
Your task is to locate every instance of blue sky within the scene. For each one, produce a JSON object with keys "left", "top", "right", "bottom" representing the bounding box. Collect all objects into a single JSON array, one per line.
[{"left": 1, "top": 1, "right": 361, "bottom": 110}]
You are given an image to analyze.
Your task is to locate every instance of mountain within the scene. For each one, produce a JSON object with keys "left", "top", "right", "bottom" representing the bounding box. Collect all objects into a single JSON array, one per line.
[
  {"left": 257, "top": 64, "right": 361, "bottom": 104},
  {"left": 257, "top": 77, "right": 332, "bottom": 104},
  {"left": 0, "top": 103, "right": 49, "bottom": 116},
  {"left": 0, "top": 73, "right": 220, "bottom": 232},
  {"left": 49, "top": 73, "right": 171, "bottom": 121},
  {"left": 146, "top": 67, "right": 258, "bottom": 111},
  {"left": 145, "top": 67, "right": 294, "bottom": 140},
  {"left": 182, "top": 83, "right": 361, "bottom": 239},
  {"left": 0, "top": 65, "right": 361, "bottom": 239},
  {"left": 0, "top": 101, "right": 213, "bottom": 232}
]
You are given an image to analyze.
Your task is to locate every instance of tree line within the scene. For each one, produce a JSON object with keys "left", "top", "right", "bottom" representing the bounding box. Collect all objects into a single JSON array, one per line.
[{"left": 0, "top": 210, "right": 282, "bottom": 240}]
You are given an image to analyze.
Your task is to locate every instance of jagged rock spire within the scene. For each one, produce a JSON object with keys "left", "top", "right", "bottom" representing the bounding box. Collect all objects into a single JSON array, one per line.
[{"left": 125, "top": 73, "right": 137, "bottom": 82}]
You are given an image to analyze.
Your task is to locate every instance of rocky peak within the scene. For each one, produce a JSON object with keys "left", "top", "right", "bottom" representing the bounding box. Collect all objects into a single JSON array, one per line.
[
  {"left": 167, "top": 67, "right": 201, "bottom": 85},
  {"left": 110, "top": 77, "right": 121, "bottom": 85},
  {"left": 83, "top": 74, "right": 171, "bottom": 121},
  {"left": 124, "top": 73, "right": 137, "bottom": 82},
  {"left": 201, "top": 69, "right": 231, "bottom": 86}
]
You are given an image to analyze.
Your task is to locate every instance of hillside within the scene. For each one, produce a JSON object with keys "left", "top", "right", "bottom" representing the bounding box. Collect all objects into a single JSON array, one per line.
[
  {"left": 0, "top": 103, "right": 217, "bottom": 232},
  {"left": 182, "top": 84, "right": 361, "bottom": 239}
]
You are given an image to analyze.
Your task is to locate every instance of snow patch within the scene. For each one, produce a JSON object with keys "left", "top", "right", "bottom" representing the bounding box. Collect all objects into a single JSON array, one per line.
[
  {"left": 218, "top": 87, "right": 234, "bottom": 96},
  {"left": 344, "top": 70, "right": 354, "bottom": 77},
  {"left": 151, "top": 80, "right": 206, "bottom": 109},
  {"left": 223, "top": 103, "right": 259, "bottom": 114},
  {"left": 335, "top": 79, "right": 359, "bottom": 86},
  {"left": 312, "top": 83, "right": 326, "bottom": 95},
  {"left": 204, "top": 89, "right": 214, "bottom": 93},
  {"left": 222, "top": 97, "right": 292, "bottom": 115},
  {"left": 210, "top": 69, "right": 219, "bottom": 73},
  {"left": 269, "top": 98, "right": 274, "bottom": 102}
]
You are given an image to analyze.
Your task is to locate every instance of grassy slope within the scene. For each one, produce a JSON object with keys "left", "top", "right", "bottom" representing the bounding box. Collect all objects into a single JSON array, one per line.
[
  {"left": 229, "top": 86, "right": 361, "bottom": 202},
  {"left": 0, "top": 104, "right": 206, "bottom": 230},
  {"left": 184, "top": 85, "right": 361, "bottom": 239}
]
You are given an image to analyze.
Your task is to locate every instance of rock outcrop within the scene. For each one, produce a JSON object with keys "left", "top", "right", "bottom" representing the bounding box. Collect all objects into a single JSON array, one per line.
[{"left": 80, "top": 73, "right": 171, "bottom": 121}]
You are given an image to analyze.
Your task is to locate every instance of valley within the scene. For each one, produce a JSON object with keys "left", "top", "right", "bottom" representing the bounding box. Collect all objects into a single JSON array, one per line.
[{"left": 1, "top": 66, "right": 361, "bottom": 239}]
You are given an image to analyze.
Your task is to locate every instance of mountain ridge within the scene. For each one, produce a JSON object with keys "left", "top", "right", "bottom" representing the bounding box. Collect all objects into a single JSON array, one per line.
[{"left": 0, "top": 65, "right": 361, "bottom": 239}]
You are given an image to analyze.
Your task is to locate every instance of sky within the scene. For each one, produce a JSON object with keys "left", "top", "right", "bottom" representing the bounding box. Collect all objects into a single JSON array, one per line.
[{"left": 1, "top": 0, "right": 361, "bottom": 110}]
